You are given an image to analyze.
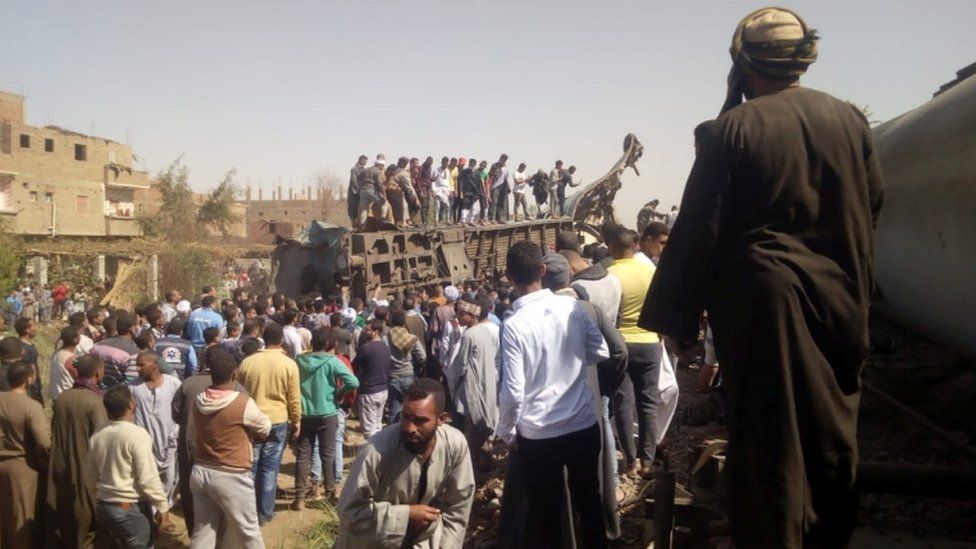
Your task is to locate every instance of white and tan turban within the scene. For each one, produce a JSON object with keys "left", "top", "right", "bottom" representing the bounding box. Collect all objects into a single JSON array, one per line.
[{"left": 721, "top": 7, "right": 819, "bottom": 114}]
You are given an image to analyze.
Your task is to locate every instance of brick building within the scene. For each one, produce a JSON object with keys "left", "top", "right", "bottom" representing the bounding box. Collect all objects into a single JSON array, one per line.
[
  {"left": 240, "top": 184, "right": 347, "bottom": 244},
  {"left": 0, "top": 90, "right": 152, "bottom": 237}
]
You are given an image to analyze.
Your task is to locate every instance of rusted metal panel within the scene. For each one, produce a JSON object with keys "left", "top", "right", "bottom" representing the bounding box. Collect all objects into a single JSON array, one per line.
[
  {"left": 335, "top": 219, "right": 576, "bottom": 298},
  {"left": 459, "top": 219, "right": 574, "bottom": 281},
  {"left": 347, "top": 229, "right": 450, "bottom": 297}
]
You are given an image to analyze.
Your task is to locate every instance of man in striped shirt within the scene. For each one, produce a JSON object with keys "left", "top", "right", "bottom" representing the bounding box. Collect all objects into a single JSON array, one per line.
[{"left": 91, "top": 311, "right": 140, "bottom": 388}]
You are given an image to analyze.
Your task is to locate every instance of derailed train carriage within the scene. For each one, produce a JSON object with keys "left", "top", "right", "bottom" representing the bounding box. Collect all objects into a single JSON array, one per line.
[
  {"left": 273, "top": 134, "right": 644, "bottom": 300},
  {"left": 872, "top": 62, "right": 976, "bottom": 361}
]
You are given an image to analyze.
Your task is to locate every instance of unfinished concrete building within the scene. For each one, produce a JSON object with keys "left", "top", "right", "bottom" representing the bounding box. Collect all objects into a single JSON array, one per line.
[
  {"left": 238, "top": 183, "right": 347, "bottom": 245},
  {"left": 0, "top": 90, "right": 152, "bottom": 237}
]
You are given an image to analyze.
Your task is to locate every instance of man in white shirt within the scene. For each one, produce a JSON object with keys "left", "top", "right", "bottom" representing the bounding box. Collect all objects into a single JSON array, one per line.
[
  {"left": 432, "top": 157, "right": 453, "bottom": 225},
  {"left": 635, "top": 222, "right": 670, "bottom": 267},
  {"left": 281, "top": 310, "right": 304, "bottom": 358},
  {"left": 496, "top": 241, "right": 610, "bottom": 549},
  {"left": 159, "top": 290, "right": 182, "bottom": 325},
  {"left": 665, "top": 205, "right": 680, "bottom": 229},
  {"left": 67, "top": 312, "right": 95, "bottom": 355},
  {"left": 511, "top": 163, "right": 530, "bottom": 221}
]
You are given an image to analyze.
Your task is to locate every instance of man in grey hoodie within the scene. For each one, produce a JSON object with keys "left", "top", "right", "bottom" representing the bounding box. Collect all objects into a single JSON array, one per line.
[{"left": 560, "top": 249, "right": 622, "bottom": 327}]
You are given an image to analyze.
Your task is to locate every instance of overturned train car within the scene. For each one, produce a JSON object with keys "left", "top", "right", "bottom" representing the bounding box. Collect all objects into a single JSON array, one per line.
[
  {"left": 873, "top": 63, "right": 976, "bottom": 360},
  {"left": 273, "top": 134, "right": 644, "bottom": 300}
]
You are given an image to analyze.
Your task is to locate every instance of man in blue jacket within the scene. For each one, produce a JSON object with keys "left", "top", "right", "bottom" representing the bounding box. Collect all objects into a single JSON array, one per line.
[
  {"left": 155, "top": 318, "right": 198, "bottom": 379},
  {"left": 185, "top": 296, "right": 224, "bottom": 360}
]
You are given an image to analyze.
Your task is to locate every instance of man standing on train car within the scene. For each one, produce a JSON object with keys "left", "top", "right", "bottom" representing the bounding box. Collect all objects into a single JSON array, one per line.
[
  {"left": 639, "top": 9, "right": 883, "bottom": 548},
  {"left": 348, "top": 155, "right": 368, "bottom": 226},
  {"left": 356, "top": 155, "right": 388, "bottom": 229}
]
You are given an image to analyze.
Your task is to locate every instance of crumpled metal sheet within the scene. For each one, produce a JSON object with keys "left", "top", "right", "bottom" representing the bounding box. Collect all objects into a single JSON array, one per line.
[{"left": 566, "top": 133, "right": 644, "bottom": 233}]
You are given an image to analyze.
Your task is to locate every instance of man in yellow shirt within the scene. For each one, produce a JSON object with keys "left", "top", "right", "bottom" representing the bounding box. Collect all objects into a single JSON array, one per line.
[
  {"left": 606, "top": 223, "right": 662, "bottom": 479},
  {"left": 239, "top": 323, "right": 301, "bottom": 525}
]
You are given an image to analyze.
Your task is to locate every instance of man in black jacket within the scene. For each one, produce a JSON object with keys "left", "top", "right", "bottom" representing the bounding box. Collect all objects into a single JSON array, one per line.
[{"left": 459, "top": 158, "right": 485, "bottom": 225}]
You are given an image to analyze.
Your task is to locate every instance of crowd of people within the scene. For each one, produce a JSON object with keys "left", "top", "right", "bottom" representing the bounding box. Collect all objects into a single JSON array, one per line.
[
  {"left": 347, "top": 153, "right": 582, "bottom": 229},
  {"left": 0, "top": 218, "right": 681, "bottom": 548},
  {"left": 4, "top": 281, "right": 89, "bottom": 327},
  {"left": 0, "top": 7, "right": 884, "bottom": 548},
  {"left": 636, "top": 199, "right": 679, "bottom": 234}
]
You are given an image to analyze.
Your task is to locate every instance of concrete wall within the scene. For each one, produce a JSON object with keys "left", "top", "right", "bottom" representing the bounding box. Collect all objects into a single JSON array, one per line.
[
  {"left": 238, "top": 191, "right": 348, "bottom": 244},
  {"left": 0, "top": 91, "right": 150, "bottom": 237},
  {"left": 243, "top": 196, "right": 347, "bottom": 226},
  {"left": 0, "top": 92, "right": 24, "bottom": 125}
]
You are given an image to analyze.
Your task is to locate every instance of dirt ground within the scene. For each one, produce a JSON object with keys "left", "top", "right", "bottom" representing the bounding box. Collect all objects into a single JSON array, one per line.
[{"left": 154, "top": 444, "right": 340, "bottom": 549}]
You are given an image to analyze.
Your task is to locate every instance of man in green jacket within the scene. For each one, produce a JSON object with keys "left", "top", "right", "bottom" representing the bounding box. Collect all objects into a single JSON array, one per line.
[{"left": 293, "top": 327, "right": 360, "bottom": 508}]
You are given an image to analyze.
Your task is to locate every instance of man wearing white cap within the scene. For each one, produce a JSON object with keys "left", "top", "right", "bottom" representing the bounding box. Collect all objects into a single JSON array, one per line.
[
  {"left": 427, "top": 285, "right": 460, "bottom": 383},
  {"left": 639, "top": 8, "right": 883, "bottom": 548},
  {"left": 355, "top": 154, "right": 388, "bottom": 229}
]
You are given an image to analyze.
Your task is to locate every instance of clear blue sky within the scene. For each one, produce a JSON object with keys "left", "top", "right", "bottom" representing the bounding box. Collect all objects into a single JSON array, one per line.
[{"left": 3, "top": 0, "right": 973, "bottom": 226}]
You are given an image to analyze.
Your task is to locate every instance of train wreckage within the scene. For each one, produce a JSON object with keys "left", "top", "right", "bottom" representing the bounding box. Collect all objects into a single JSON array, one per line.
[
  {"left": 273, "top": 134, "right": 644, "bottom": 300},
  {"left": 873, "top": 62, "right": 976, "bottom": 361}
]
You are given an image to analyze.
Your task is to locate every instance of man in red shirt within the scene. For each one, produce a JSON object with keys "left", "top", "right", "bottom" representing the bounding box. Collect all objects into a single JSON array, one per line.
[{"left": 52, "top": 282, "right": 69, "bottom": 320}]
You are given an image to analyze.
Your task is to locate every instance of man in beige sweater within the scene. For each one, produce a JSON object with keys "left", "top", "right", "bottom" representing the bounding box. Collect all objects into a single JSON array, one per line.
[
  {"left": 239, "top": 322, "right": 301, "bottom": 525},
  {"left": 90, "top": 383, "right": 170, "bottom": 548}
]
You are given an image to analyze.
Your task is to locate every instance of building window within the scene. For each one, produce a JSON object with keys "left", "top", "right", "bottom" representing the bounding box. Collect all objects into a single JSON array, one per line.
[
  {"left": 76, "top": 195, "right": 89, "bottom": 214},
  {"left": 268, "top": 222, "right": 277, "bottom": 234},
  {"left": 19, "top": 134, "right": 30, "bottom": 148},
  {"left": 29, "top": 191, "right": 37, "bottom": 202},
  {"left": 104, "top": 187, "right": 134, "bottom": 217},
  {"left": 44, "top": 139, "right": 54, "bottom": 152},
  {"left": 74, "top": 143, "right": 87, "bottom": 161},
  {"left": 44, "top": 192, "right": 52, "bottom": 203}
]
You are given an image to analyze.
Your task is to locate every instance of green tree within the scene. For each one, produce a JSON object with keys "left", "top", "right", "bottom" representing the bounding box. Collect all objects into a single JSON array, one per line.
[
  {"left": 159, "top": 245, "right": 222, "bottom": 297},
  {"left": 143, "top": 158, "right": 242, "bottom": 300},
  {"left": 0, "top": 219, "right": 23, "bottom": 297},
  {"left": 143, "top": 157, "right": 197, "bottom": 241},
  {"left": 197, "top": 169, "right": 242, "bottom": 236},
  {"left": 142, "top": 158, "right": 242, "bottom": 240}
]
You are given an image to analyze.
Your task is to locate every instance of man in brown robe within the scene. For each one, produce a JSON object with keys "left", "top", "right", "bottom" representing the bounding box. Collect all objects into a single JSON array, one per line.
[
  {"left": 45, "top": 355, "right": 107, "bottom": 548},
  {"left": 639, "top": 8, "right": 884, "bottom": 548},
  {"left": 0, "top": 361, "right": 51, "bottom": 548}
]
